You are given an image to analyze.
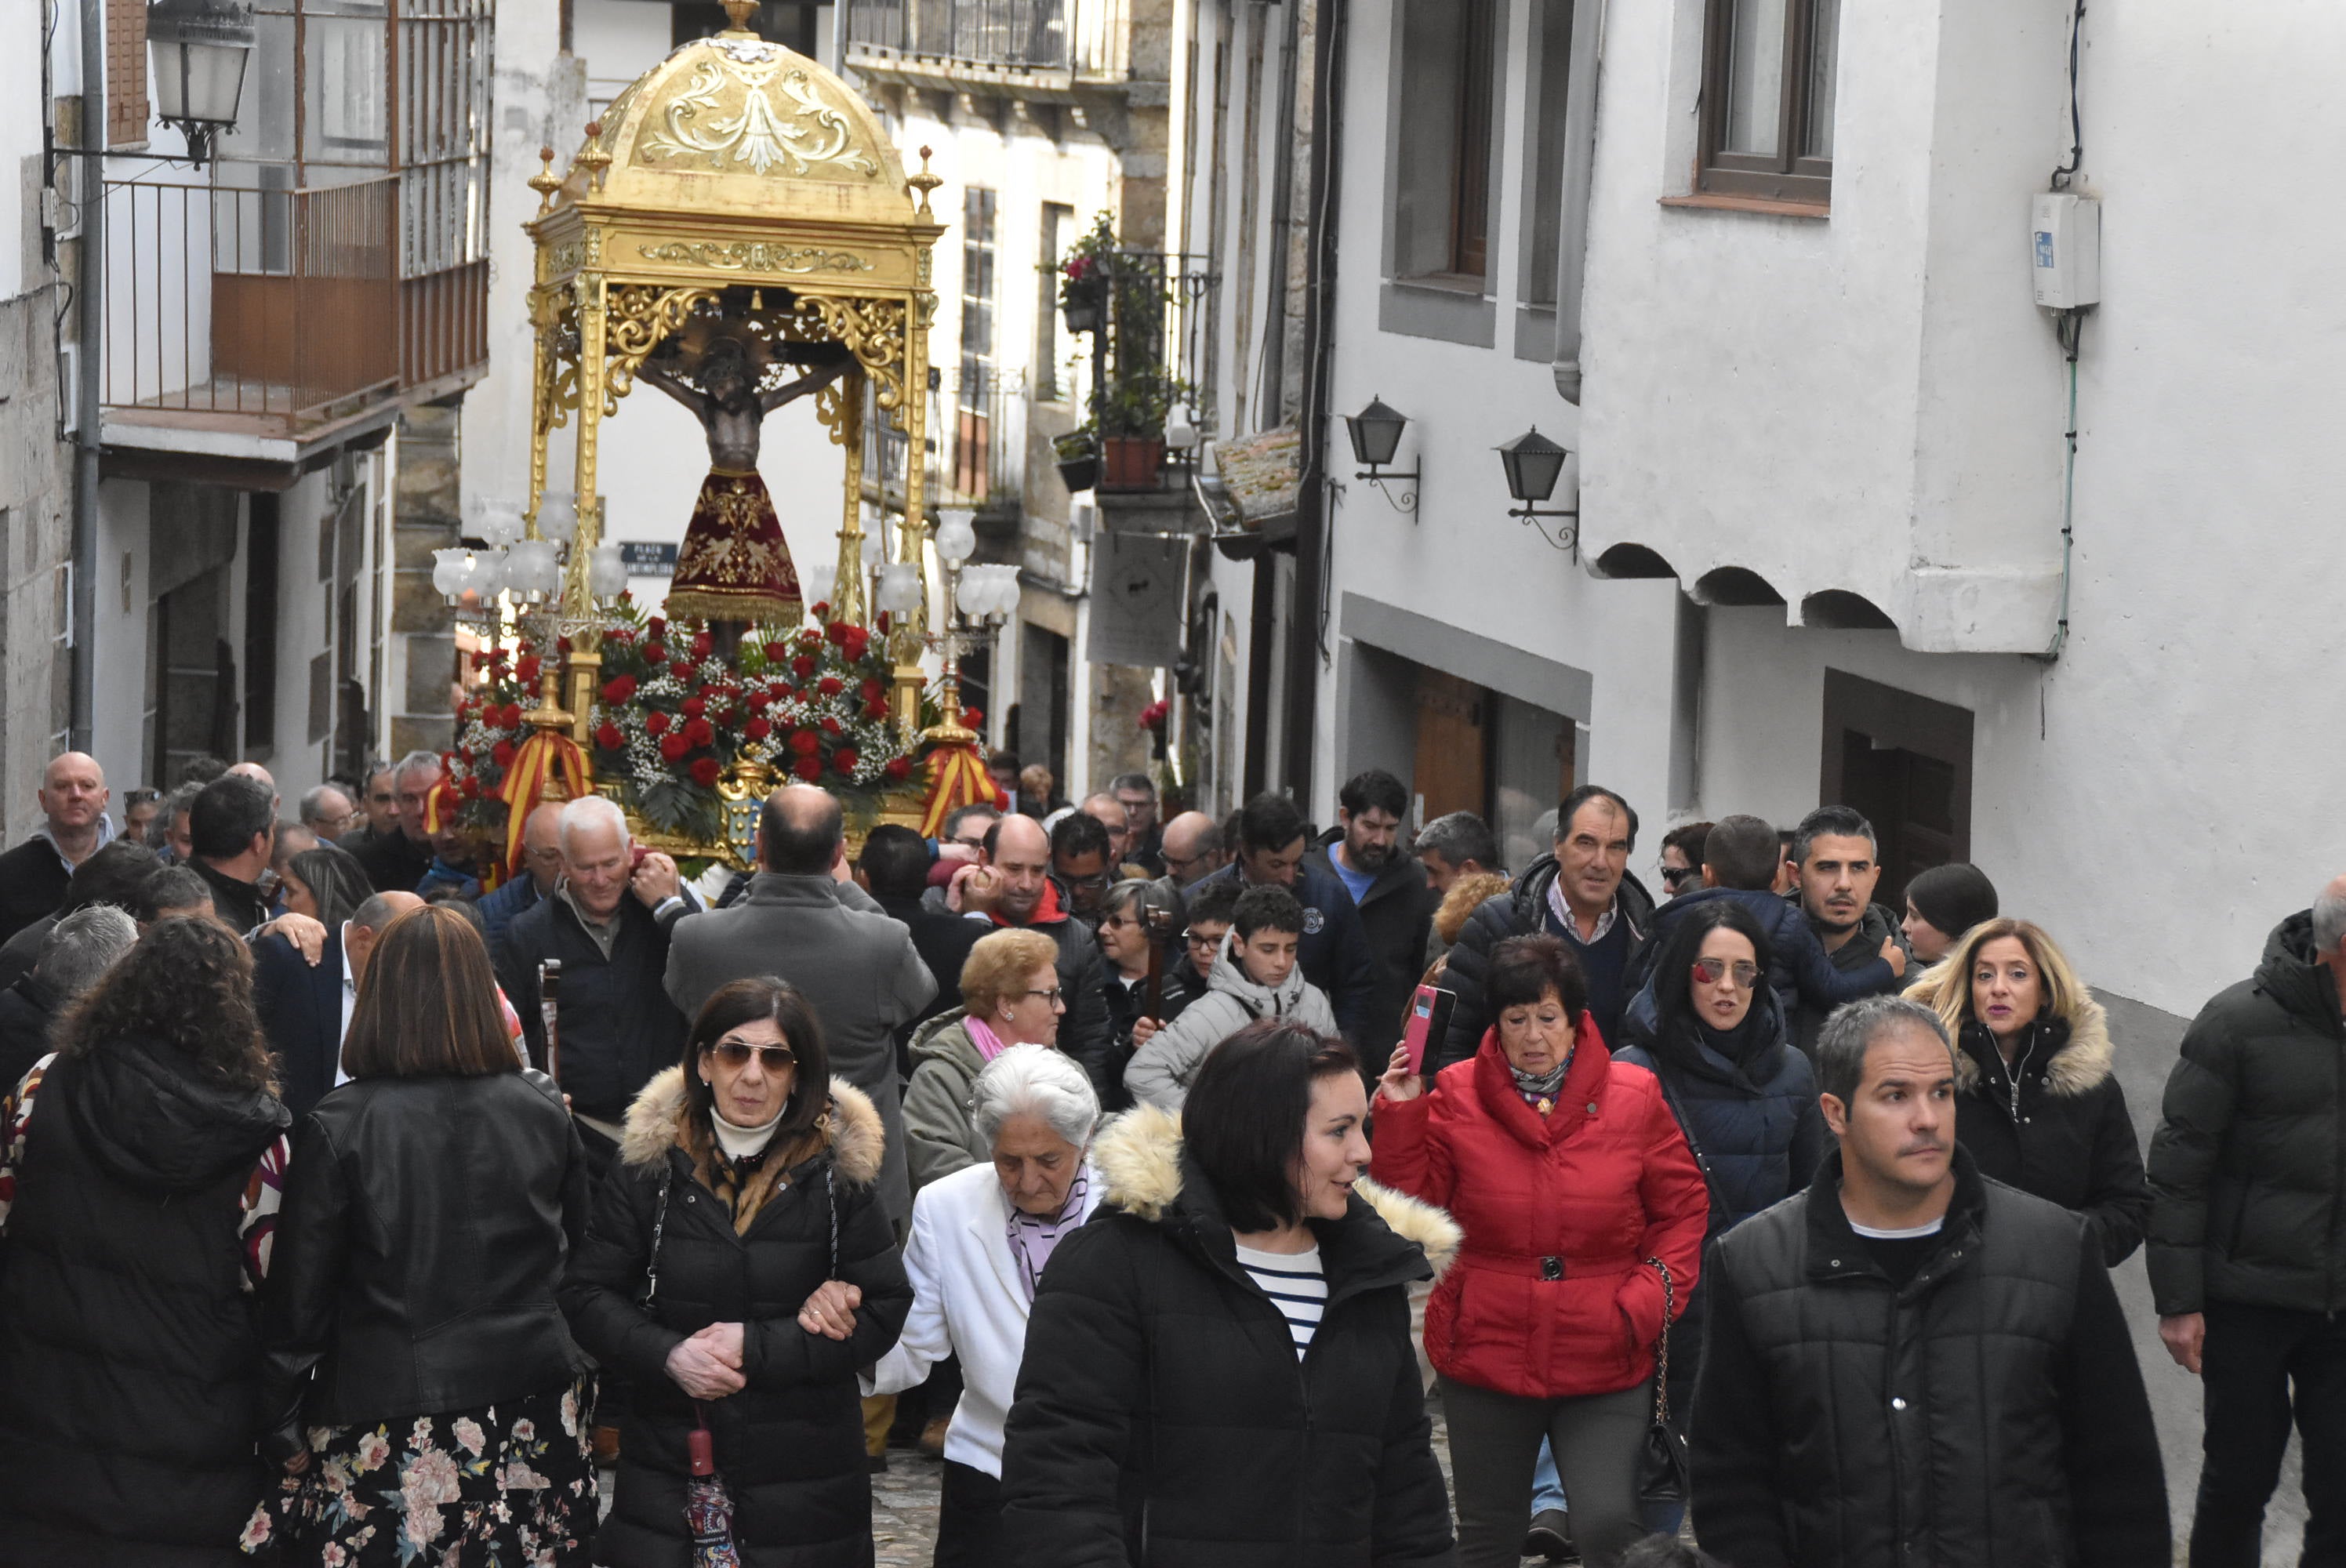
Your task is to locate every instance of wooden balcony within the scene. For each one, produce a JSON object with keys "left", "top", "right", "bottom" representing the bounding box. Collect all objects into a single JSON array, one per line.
[{"left": 99, "top": 174, "right": 490, "bottom": 468}]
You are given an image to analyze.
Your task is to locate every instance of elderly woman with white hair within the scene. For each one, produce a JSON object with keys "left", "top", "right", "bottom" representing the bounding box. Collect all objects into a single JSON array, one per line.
[{"left": 866, "top": 1044, "right": 1104, "bottom": 1567}]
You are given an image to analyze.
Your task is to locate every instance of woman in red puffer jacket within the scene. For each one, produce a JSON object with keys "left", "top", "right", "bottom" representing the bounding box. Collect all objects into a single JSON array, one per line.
[{"left": 1371, "top": 934, "right": 1707, "bottom": 1568}]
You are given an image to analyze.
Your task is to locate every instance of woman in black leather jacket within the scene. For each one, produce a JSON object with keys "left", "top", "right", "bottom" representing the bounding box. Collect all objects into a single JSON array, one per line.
[{"left": 252, "top": 902, "right": 595, "bottom": 1565}]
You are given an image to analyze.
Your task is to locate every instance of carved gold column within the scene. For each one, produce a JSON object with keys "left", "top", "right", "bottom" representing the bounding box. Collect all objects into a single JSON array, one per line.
[
  {"left": 830, "top": 370, "right": 870, "bottom": 627},
  {"left": 891, "top": 149, "right": 946, "bottom": 734},
  {"left": 564, "top": 235, "right": 608, "bottom": 743}
]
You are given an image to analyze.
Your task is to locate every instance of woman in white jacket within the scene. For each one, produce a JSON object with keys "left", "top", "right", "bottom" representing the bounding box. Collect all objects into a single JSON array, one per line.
[
  {"left": 865, "top": 1044, "right": 1104, "bottom": 1566},
  {"left": 1124, "top": 884, "right": 1337, "bottom": 1111}
]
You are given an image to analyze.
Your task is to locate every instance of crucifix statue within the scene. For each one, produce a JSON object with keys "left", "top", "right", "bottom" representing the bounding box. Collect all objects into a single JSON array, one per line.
[{"left": 637, "top": 325, "right": 855, "bottom": 631}]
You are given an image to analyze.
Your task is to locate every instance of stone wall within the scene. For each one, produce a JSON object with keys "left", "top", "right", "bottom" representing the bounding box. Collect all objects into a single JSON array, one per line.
[
  {"left": 389, "top": 405, "right": 461, "bottom": 760},
  {"left": 0, "top": 285, "right": 71, "bottom": 841}
]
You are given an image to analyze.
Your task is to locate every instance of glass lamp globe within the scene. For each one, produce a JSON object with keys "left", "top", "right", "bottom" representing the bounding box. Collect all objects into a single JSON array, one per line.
[
  {"left": 535, "top": 492, "right": 579, "bottom": 545},
  {"left": 801, "top": 558, "right": 837, "bottom": 610},
  {"left": 933, "top": 509, "right": 978, "bottom": 565},
  {"left": 431, "top": 547, "right": 468, "bottom": 602},
  {"left": 589, "top": 544, "right": 629, "bottom": 603},
  {"left": 877, "top": 563, "right": 923, "bottom": 615}
]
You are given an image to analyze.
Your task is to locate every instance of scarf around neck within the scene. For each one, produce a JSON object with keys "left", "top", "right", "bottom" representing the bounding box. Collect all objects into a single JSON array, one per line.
[
  {"left": 1006, "top": 1166, "right": 1089, "bottom": 1300},
  {"left": 1509, "top": 1055, "right": 1573, "bottom": 1110}
]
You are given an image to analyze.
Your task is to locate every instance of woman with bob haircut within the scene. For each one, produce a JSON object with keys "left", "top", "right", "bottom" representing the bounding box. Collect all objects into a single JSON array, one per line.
[
  {"left": 1374, "top": 934, "right": 1709, "bottom": 1568},
  {"left": 1905, "top": 916, "right": 2148, "bottom": 1265},
  {"left": 252, "top": 902, "right": 596, "bottom": 1565},
  {"left": 562, "top": 976, "right": 910, "bottom": 1567},
  {"left": 904, "top": 927, "right": 1068, "bottom": 1192},
  {"left": 866, "top": 1044, "right": 1106, "bottom": 1566},
  {"left": 1000, "top": 1019, "right": 1460, "bottom": 1568},
  {"left": 0, "top": 915, "right": 291, "bottom": 1566}
]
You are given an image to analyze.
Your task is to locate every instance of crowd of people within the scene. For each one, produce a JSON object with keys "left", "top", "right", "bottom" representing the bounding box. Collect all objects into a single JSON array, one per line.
[{"left": 0, "top": 740, "right": 2336, "bottom": 1568}]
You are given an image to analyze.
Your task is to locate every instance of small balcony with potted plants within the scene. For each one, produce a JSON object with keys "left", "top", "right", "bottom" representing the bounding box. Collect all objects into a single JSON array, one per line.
[{"left": 1048, "top": 214, "right": 1216, "bottom": 522}]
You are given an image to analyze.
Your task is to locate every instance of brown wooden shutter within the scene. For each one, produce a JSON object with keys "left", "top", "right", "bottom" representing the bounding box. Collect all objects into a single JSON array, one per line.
[{"left": 107, "top": 0, "right": 148, "bottom": 147}]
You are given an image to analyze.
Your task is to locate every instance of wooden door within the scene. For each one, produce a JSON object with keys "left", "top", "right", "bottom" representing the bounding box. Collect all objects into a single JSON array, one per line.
[{"left": 1413, "top": 670, "right": 1487, "bottom": 824}]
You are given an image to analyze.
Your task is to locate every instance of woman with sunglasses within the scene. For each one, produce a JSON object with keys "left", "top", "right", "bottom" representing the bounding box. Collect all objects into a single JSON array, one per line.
[
  {"left": 561, "top": 976, "right": 910, "bottom": 1568},
  {"left": 1373, "top": 935, "right": 1708, "bottom": 1568},
  {"left": 1611, "top": 900, "right": 1825, "bottom": 1530},
  {"left": 903, "top": 929, "right": 1068, "bottom": 1193}
]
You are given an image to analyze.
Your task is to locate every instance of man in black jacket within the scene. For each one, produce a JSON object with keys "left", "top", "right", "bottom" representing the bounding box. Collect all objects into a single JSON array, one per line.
[
  {"left": 496, "top": 796, "right": 694, "bottom": 1172},
  {"left": 1306, "top": 769, "right": 1436, "bottom": 1062},
  {"left": 858, "top": 824, "right": 982, "bottom": 1052},
  {"left": 252, "top": 891, "right": 420, "bottom": 1116},
  {"left": 1437, "top": 785, "right": 1654, "bottom": 1068},
  {"left": 0, "top": 906, "right": 138, "bottom": 1090},
  {"left": 1187, "top": 792, "right": 1376, "bottom": 1047},
  {"left": 1692, "top": 995, "right": 2166, "bottom": 1568},
  {"left": 2148, "top": 880, "right": 2346, "bottom": 1566},
  {"left": 349, "top": 750, "right": 439, "bottom": 895},
  {"left": 0, "top": 752, "right": 114, "bottom": 947},
  {"left": 1784, "top": 804, "right": 1912, "bottom": 1056},
  {"left": 187, "top": 773, "right": 277, "bottom": 934}
]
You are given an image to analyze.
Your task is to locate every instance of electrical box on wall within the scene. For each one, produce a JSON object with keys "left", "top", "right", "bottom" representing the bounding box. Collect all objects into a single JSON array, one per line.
[{"left": 2031, "top": 192, "right": 2101, "bottom": 310}]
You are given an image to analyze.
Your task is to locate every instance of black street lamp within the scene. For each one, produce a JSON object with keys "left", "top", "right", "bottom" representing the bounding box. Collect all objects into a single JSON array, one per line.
[
  {"left": 1497, "top": 426, "right": 1578, "bottom": 553},
  {"left": 147, "top": 0, "right": 256, "bottom": 169},
  {"left": 1344, "top": 395, "right": 1419, "bottom": 514}
]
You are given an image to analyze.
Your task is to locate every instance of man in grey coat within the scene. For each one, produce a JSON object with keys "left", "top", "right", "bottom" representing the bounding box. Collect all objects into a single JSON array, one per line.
[{"left": 665, "top": 784, "right": 936, "bottom": 1225}]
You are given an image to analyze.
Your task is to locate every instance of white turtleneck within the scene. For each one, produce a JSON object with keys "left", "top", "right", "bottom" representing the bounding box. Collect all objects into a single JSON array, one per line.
[{"left": 712, "top": 1108, "right": 784, "bottom": 1161}]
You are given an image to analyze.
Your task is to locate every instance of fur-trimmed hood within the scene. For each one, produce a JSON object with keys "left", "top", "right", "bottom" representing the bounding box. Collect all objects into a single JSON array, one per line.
[
  {"left": 619, "top": 1064, "right": 887, "bottom": 1185},
  {"left": 1905, "top": 967, "right": 2115, "bottom": 1098},
  {"left": 1089, "top": 1101, "right": 1461, "bottom": 1280},
  {"left": 1435, "top": 871, "right": 1512, "bottom": 948}
]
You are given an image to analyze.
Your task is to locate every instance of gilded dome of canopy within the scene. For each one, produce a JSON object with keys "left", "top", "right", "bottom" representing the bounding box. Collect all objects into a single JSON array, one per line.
[{"left": 560, "top": 22, "right": 921, "bottom": 227}]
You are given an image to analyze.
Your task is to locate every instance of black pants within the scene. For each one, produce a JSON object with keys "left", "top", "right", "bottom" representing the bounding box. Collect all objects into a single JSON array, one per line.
[
  {"left": 2190, "top": 1301, "right": 2346, "bottom": 1567},
  {"left": 935, "top": 1458, "right": 1004, "bottom": 1568},
  {"left": 1441, "top": 1374, "right": 1652, "bottom": 1568}
]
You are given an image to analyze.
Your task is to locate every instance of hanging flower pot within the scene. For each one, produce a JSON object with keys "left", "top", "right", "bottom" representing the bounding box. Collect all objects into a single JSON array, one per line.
[
  {"left": 1062, "top": 297, "right": 1102, "bottom": 335},
  {"left": 1054, "top": 432, "right": 1099, "bottom": 494}
]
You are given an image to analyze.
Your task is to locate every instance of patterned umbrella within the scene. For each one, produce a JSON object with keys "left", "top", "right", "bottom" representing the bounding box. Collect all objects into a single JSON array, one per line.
[{"left": 685, "top": 1406, "right": 741, "bottom": 1568}]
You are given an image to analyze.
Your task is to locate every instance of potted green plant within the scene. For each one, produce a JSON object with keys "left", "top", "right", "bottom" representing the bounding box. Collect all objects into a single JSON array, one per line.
[
  {"left": 1054, "top": 428, "right": 1099, "bottom": 494},
  {"left": 1059, "top": 212, "right": 1115, "bottom": 336},
  {"left": 1098, "top": 371, "right": 1195, "bottom": 492}
]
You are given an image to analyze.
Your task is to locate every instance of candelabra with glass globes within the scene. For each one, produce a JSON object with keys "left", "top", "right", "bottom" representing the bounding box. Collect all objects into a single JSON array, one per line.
[
  {"left": 437, "top": 492, "right": 630, "bottom": 728},
  {"left": 920, "top": 508, "right": 1019, "bottom": 745}
]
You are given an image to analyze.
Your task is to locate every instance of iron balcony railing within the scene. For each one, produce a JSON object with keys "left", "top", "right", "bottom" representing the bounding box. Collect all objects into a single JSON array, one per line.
[
  {"left": 98, "top": 172, "right": 489, "bottom": 435},
  {"left": 1074, "top": 249, "right": 1218, "bottom": 492},
  {"left": 847, "top": 0, "right": 1131, "bottom": 79},
  {"left": 865, "top": 368, "right": 1030, "bottom": 514}
]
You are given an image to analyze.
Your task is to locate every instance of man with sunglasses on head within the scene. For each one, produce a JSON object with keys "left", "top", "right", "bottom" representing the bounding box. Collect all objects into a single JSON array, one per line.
[{"left": 665, "top": 783, "right": 935, "bottom": 1229}]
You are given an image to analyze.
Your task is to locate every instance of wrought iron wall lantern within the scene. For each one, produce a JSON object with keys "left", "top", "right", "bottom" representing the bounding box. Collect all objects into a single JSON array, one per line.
[
  {"left": 1498, "top": 426, "right": 1578, "bottom": 554},
  {"left": 1344, "top": 396, "right": 1420, "bottom": 515},
  {"left": 147, "top": 0, "right": 257, "bottom": 168}
]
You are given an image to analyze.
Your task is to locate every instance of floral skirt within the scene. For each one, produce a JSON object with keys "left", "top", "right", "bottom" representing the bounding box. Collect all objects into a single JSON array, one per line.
[{"left": 241, "top": 1377, "right": 597, "bottom": 1566}]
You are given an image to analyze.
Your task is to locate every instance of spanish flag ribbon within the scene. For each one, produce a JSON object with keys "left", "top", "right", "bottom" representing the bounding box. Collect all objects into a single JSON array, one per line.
[
  {"left": 917, "top": 742, "right": 1004, "bottom": 839},
  {"left": 422, "top": 773, "right": 502, "bottom": 893},
  {"left": 497, "top": 729, "right": 591, "bottom": 876}
]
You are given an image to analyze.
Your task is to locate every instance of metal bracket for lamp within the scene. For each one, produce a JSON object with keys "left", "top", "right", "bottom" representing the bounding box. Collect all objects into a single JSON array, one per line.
[
  {"left": 1356, "top": 457, "right": 1421, "bottom": 516},
  {"left": 1508, "top": 500, "right": 1579, "bottom": 555}
]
